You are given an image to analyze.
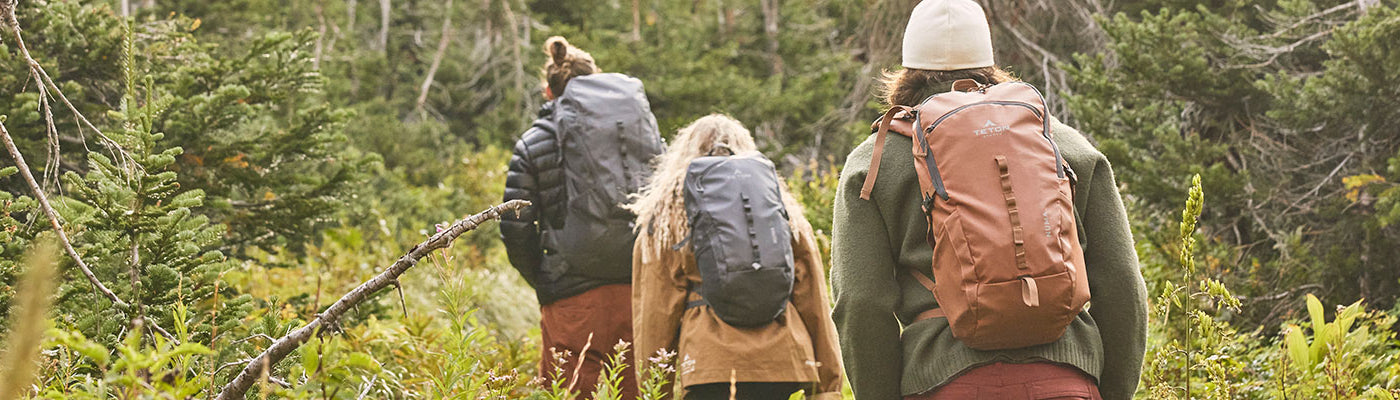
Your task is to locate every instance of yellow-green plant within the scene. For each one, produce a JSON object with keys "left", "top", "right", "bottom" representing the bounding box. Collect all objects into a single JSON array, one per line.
[
  {"left": 1284, "top": 294, "right": 1363, "bottom": 372},
  {"left": 589, "top": 341, "right": 632, "bottom": 400},
  {"left": 638, "top": 348, "right": 677, "bottom": 400},
  {"left": 1276, "top": 294, "right": 1400, "bottom": 400},
  {"left": 0, "top": 239, "right": 57, "bottom": 399},
  {"left": 1143, "top": 174, "right": 1247, "bottom": 400}
]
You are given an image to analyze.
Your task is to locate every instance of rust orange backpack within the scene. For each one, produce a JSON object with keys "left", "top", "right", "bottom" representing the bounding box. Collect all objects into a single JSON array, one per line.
[{"left": 860, "top": 79, "right": 1090, "bottom": 350}]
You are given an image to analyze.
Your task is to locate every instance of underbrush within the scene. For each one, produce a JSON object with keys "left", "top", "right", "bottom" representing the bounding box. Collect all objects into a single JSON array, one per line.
[{"left": 1137, "top": 176, "right": 1400, "bottom": 400}]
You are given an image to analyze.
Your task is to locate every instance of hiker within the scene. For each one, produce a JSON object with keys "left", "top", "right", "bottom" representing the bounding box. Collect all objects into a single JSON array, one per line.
[
  {"left": 501, "top": 35, "right": 664, "bottom": 399},
  {"left": 830, "top": 1, "right": 1147, "bottom": 400},
  {"left": 627, "top": 114, "right": 844, "bottom": 400}
]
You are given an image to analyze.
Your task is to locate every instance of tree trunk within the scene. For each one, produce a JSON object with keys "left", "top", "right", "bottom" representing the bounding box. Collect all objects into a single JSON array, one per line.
[
  {"left": 631, "top": 0, "right": 642, "bottom": 41},
  {"left": 345, "top": 0, "right": 357, "bottom": 34},
  {"left": 761, "top": 0, "right": 782, "bottom": 75},
  {"left": 414, "top": 0, "right": 455, "bottom": 114},
  {"left": 313, "top": 0, "right": 327, "bottom": 70},
  {"left": 378, "top": 0, "right": 391, "bottom": 50}
]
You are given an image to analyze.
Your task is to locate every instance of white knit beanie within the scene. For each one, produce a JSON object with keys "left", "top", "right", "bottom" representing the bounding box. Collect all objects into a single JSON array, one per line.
[{"left": 901, "top": 0, "right": 995, "bottom": 70}]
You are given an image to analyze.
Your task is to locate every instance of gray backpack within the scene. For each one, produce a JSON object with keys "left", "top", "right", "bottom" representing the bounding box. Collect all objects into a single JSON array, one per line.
[
  {"left": 544, "top": 73, "right": 664, "bottom": 282},
  {"left": 681, "top": 152, "right": 795, "bottom": 327}
]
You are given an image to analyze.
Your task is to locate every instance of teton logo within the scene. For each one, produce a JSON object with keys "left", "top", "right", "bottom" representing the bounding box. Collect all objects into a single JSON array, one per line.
[{"left": 973, "top": 119, "right": 1009, "bottom": 137}]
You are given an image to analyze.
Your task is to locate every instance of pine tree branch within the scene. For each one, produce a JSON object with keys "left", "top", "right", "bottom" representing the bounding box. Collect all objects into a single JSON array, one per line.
[
  {"left": 0, "top": 2, "right": 181, "bottom": 344},
  {"left": 214, "top": 199, "right": 531, "bottom": 400},
  {"left": 0, "top": 120, "right": 130, "bottom": 311},
  {"left": 2, "top": 4, "right": 130, "bottom": 166}
]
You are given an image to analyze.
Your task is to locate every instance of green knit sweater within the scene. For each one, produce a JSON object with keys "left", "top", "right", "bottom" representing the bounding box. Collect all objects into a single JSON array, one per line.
[{"left": 830, "top": 118, "right": 1148, "bottom": 400}]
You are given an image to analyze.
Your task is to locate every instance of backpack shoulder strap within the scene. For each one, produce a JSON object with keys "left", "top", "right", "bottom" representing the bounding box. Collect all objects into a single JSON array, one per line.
[{"left": 860, "top": 106, "right": 914, "bottom": 200}]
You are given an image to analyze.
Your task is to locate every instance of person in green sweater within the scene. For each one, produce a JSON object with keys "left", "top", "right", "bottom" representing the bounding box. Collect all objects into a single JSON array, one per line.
[{"left": 830, "top": 1, "right": 1148, "bottom": 399}]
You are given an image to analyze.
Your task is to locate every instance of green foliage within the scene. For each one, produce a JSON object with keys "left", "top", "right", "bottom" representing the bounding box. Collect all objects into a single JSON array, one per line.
[
  {"left": 1142, "top": 174, "right": 1250, "bottom": 400},
  {"left": 36, "top": 321, "right": 213, "bottom": 398},
  {"left": 0, "top": 167, "right": 37, "bottom": 322},
  {"left": 1140, "top": 175, "right": 1400, "bottom": 399},
  {"left": 1284, "top": 294, "right": 1357, "bottom": 370},
  {"left": 1067, "top": 0, "right": 1400, "bottom": 328},
  {"left": 45, "top": 26, "right": 247, "bottom": 355},
  {"left": 5, "top": 0, "right": 1400, "bottom": 398},
  {"left": 637, "top": 348, "right": 678, "bottom": 400},
  {"left": 790, "top": 160, "right": 840, "bottom": 267},
  {"left": 543, "top": 1, "right": 860, "bottom": 159},
  {"left": 589, "top": 341, "right": 632, "bottom": 400}
]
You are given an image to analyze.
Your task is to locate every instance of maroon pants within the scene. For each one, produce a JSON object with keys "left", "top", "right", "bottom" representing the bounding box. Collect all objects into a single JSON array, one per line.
[
  {"left": 905, "top": 362, "right": 1102, "bottom": 400},
  {"left": 539, "top": 284, "right": 638, "bottom": 400}
]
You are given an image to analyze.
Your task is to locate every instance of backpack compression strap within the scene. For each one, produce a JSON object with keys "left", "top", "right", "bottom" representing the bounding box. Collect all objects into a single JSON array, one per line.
[
  {"left": 860, "top": 106, "right": 913, "bottom": 200},
  {"left": 685, "top": 288, "right": 707, "bottom": 309},
  {"left": 908, "top": 269, "right": 946, "bottom": 321}
]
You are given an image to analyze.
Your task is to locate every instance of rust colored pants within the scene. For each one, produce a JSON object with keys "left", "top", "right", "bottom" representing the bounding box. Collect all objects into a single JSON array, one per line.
[
  {"left": 539, "top": 284, "right": 637, "bottom": 400},
  {"left": 905, "top": 362, "right": 1102, "bottom": 400}
]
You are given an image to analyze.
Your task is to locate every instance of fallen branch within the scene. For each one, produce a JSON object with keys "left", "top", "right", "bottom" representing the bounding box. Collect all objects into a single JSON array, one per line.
[{"left": 215, "top": 199, "right": 531, "bottom": 400}]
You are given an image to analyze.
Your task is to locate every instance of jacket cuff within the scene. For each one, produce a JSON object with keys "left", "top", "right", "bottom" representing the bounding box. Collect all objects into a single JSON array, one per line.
[{"left": 807, "top": 392, "right": 843, "bottom": 400}]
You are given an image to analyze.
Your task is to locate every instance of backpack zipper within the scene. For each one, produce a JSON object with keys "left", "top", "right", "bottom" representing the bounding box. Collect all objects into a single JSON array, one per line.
[{"left": 915, "top": 100, "right": 1065, "bottom": 205}]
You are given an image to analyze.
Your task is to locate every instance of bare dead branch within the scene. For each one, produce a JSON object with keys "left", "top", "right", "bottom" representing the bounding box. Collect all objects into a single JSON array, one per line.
[
  {"left": 354, "top": 376, "right": 379, "bottom": 400},
  {"left": 214, "top": 200, "right": 531, "bottom": 400}
]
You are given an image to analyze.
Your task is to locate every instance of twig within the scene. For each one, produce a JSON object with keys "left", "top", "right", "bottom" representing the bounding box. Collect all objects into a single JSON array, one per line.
[
  {"left": 0, "top": 121, "right": 129, "bottom": 310},
  {"left": 267, "top": 376, "right": 291, "bottom": 389},
  {"left": 393, "top": 280, "right": 408, "bottom": 317},
  {"left": 1239, "top": 283, "right": 1323, "bottom": 304},
  {"left": 149, "top": 321, "right": 178, "bottom": 344},
  {"left": 214, "top": 200, "right": 531, "bottom": 400},
  {"left": 565, "top": 332, "right": 594, "bottom": 395},
  {"left": 1282, "top": 153, "right": 1351, "bottom": 214},
  {"left": 354, "top": 375, "right": 378, "bottom": 400},
  {"left": 1259, "top": 2, "right": 1358, "bottom": 39}
]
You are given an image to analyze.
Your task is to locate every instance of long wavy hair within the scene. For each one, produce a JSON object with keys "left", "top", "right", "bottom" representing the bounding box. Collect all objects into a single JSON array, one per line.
[{"left": 625, "top": 114, "right": 804, "bottom": 262}]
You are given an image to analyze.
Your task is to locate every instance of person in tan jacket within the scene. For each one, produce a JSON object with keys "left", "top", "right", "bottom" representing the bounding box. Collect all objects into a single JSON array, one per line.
[{"left": 626, "top": 114, "right": 844, "bottom": 399}]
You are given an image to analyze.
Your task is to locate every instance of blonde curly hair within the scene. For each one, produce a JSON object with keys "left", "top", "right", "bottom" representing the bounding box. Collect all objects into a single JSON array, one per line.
[{"left": 625, "top": 114, "right": 804, "bottom": 262}]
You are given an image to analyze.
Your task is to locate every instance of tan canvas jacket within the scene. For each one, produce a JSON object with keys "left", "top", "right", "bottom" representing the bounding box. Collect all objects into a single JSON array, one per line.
[{"left": 632, "top": 213, "right": 843, "bottom": 399}]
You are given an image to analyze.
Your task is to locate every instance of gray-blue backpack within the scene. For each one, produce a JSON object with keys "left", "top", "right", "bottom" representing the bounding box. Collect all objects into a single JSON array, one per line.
[
  {"left": 542, "top": 73, "right": 665, "bottom": 283},
  {"left": 681, "top": 151, "right": 795, "bottom": 327}
]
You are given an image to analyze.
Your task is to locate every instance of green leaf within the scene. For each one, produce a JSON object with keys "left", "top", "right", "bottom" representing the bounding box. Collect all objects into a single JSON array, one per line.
[
  {"left": 1306, "top": 293, "right": 1325, "bottom": 330},
  {"left": 343, "top": 352, "right": 380, "bottom": 372},
  {"left": 1335, "top": 300, "right": 1364, "bottom": 335},
  {"left": 300, "top": 341, "right": 320, "bottom": 373},
  {"left": 47, "top": 328, "right": 110, "bottom": 367},
  {"left": 153, "top": 342, "right": 214, "bottom": 368},
  {"left": 1284, "top": 324, "right": 1311, "bottom": 369}
]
